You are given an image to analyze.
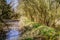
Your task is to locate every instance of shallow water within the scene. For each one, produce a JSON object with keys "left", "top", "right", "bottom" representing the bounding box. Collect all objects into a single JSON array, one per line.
[{"left": 6, "top": 29, "right": 21, "bottom": 40}]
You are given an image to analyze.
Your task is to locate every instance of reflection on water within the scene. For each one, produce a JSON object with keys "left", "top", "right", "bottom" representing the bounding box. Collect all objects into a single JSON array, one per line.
[
  {"left": 1, "top": 20, "right": 21, "bottom": 40},
  {"left": 6, "top": 29, "right": 20, "bottom": 40}
]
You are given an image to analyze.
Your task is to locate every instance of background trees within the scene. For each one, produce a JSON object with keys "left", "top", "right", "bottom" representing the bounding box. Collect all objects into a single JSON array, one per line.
[
  {"left": 18, "top": 0, "right": 60, "bottom": 28},
  {"left": 0, "top": 0, "right": 13, "bottom": 19}
]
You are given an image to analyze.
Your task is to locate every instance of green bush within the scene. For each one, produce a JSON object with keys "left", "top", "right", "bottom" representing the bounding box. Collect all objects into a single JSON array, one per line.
[
  {"left": 20, "top": 24, "right": 59, "bottom": 40},
  {"left": 19, "top": 18, "right": 59, "bottom": 40},
  {"left": 32, "top": 23, "right": 41, "bottom": 28},
  {"left": 25, "top": 38, "right": 33, "bottom": 40},
  {"left": 21, "top": 22, "right": 42, "bottom": 34}
]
